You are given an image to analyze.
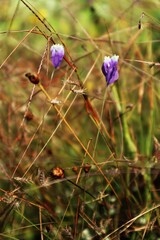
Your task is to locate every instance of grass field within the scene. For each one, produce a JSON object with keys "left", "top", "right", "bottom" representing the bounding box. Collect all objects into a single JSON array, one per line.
[{"left": 1, "top": 0, "right": 160, "bottom": 239}]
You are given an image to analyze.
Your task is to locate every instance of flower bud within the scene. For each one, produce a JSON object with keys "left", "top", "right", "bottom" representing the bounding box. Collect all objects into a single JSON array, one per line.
[
  {"left": 50, "top": 44, "right": 64, "bottom": 68},
  {"left": 102, "top": 55, "right": 119, "bottom": 86}
]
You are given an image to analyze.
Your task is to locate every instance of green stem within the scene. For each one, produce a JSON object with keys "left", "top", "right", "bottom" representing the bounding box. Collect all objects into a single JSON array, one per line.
[
  {"left": 112, "top": 85, "right": 137, "bottom": 159},
  {"left": 93, "top": 88, "right": 108, "bottom": 158},
  {"left": 122, "top": 112, "right": 137, "bottom": 158}
]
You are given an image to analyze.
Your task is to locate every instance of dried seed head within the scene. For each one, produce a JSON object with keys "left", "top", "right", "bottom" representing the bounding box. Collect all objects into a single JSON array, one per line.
[
  {"left": 83, "top": 163, "right": 91, "bottom": 173},
  {"left": 61, "top": 226, "right": 73, "bottom": 240},
  {"left": 50, "top": 98, "right": 62, "bottom": 105},
  {"left": 51, "top": 167, "right": 65, "bottom": 179},
  {"left": 71, "top": 88, "right": 86, "bottom": 95},
  {"left": 72, "top": 166, "right": 78, "bottom": 174},
  {"left": 37, "top": 168, "right": 46, "bottom": 185},
  {"left": 25, "top": 73, "right": 40, "bottom": 84},
  {"left": 24, "top": 110, "right": 34, "bottom": 121}
]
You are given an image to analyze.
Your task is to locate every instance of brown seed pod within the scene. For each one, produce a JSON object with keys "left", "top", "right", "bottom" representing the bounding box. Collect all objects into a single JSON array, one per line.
[
  {"left": 24, "top": 110, "right": 34, "bottom": 121},
  {"left": 72, "top": 166, "right": 78, "bottom": 174},
  {"left": 83, "top": 163, "right": 91, "bottom": 173},
  {"left": 51, "top": 167, "right": 65, "bottom": 179},
  {"left": 25, "top": 72, "right": 40, "bottom": 84}
]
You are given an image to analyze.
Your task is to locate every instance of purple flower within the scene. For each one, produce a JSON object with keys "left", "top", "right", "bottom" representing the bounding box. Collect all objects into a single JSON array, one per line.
[
  {"left": 50, "top": 44, "right": 64, "bottom": 68},
  {"left": 102, "top": 55, "right": 119, "bottom": 86}
]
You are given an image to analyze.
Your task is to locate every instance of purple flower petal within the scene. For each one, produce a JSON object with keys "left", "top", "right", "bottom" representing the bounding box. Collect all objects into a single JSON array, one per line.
[
  {"left": 50, "top": 44, "right": 64, "bottom": 68},
  {"left": 102, "top": 55, "right": 119, "bottom": 86}
]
